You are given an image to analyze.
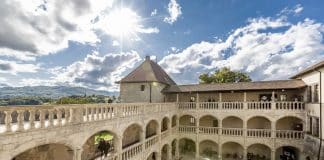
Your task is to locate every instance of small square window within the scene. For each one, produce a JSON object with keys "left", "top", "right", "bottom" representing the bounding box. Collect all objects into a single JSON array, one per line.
[{"left": 140, "top": 85, "right": 145, "bottom": 91}]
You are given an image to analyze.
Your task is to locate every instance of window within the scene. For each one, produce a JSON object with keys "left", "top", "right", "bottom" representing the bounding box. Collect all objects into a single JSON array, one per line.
[
  {"left": 140, "top": 85, "right": 145, "bottom": 91},
  {"left": 308, "top": 116, "right": 312, "bottom": 133},
  {"left": 190, "top": 117, "right": 195, "bottom": 124},
  {"left": 213, "top": 120, "right": 218, "bottom": 127},
  {"left": 314, "top": 117, "right": 319, "bottom": 137},
  {"left": 307, "top": 86, "right": 312, "bottom": 102},
  {"left": 314, "top": 84, "right": 319, "bottom": 103},
  {"left": 280, "top": 95, "right": 287, "bottom": 101}
]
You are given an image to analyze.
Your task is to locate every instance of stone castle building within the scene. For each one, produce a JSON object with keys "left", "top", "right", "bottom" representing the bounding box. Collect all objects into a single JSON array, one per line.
[{"left": 0, "top": 56, "right": 323, "bottom": 160}]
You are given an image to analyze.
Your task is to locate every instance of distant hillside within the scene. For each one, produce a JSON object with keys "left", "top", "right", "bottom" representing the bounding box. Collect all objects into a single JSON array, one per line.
[{"left": 0, "top": 86, "right": 117, "bottom": 99}]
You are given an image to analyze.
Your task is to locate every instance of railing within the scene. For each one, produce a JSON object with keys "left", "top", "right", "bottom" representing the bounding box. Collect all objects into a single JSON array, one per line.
[
  {"left": 0, "top": 103, "right": 177, "bottom": 134},
  {"left": 222, "top": 102, "right": 244, "bottom": 110},
  {"left": 276, "top": 102, "right": 305, "bottom": 110},
  {"left": 178, "top": 125, "right": 196, "bottom": 133},
  {"left": 144, "top": 135, "right": 159, "bottom": 149},
  {"left": 247, "top": 102, "right": 271, "bottom": 110},
  {"left": 161, "top": 130, "right": 170, "bottom": 140},
  {"left": 121, "top": 143, "right": 143, "bottom": 160},
  {"left": 178, "top": 101, "right": 305, "bottom": 111},
  {"left": 178, "top": 102, "right": 196, "bottom": 109},
  {"left": 221, "top": 128, "right": 243, "bottom": 136},
  {"left": 199, "top": 102, "right": 219, "bottom": 110},
  {"left": 247, "top": 129, "right": 271, "bottom": 138},
  {"left": 276, "top": 130, "right": 304, "bottom": 139},
  {"left": 199, "top": 126, "right": 219, "bottom": 135}
]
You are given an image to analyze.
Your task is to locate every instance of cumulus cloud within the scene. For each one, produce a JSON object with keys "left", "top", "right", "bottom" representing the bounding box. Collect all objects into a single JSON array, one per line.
[
  {"left": 164, "top": 0, "right": 182, "bottom": 24},
  {"left": 46, "top": 51, "right": 141, "bottom": 91},
  {"left": 0, "top": 0, "right": 115, "bottom": 61},
  {"left": 0, "top": 60, "right": 39, "bottom": 75},
  {"left": 151, "top": 9, "right": 157, "bottom": 16},
  {"left": 159, "top": 10, "right": 324, "bottom": 84}
]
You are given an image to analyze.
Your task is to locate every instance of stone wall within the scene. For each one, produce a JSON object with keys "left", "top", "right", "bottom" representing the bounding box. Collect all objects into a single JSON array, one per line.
[{"left": 120, "top": 82, "right": 166, "bottom": 103}]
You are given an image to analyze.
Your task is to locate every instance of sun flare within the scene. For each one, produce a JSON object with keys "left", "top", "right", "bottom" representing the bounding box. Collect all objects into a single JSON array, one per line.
[{"left": 106, "top": 8, "right": 140, "bottom": 38}]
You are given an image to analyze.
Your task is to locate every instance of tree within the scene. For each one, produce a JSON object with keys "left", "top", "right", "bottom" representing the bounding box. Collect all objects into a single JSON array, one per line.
[{"left": 199, "top": 67, "right": 251, "bottom": 84}]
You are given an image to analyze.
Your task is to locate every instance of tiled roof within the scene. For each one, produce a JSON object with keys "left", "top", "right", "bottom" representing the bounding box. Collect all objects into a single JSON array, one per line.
[
  {"left": 290, "top": 60, "right": 324, "bottom": 79},
  {"left": 118, "top": 56, "right": 176, "bottom": 85},
  {"left": 162, "top": 80, "right": 306, "bottom": 93}
]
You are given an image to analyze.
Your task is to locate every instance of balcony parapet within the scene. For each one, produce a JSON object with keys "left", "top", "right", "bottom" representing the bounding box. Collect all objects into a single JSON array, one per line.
[
  {"left": 0, "top": 103, "right": 177, "bottom": 135},
  {"left": 178, "top": 101, "right": 305, "bottom": 111}
]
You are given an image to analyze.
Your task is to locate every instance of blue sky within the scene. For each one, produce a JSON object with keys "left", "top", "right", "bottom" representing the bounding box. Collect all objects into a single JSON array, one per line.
[{"left": 0, "top": 0, "right": 324, "bottom": 91}]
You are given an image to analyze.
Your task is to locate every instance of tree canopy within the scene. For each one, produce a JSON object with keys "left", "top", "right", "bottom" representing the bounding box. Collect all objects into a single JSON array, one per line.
[{"left": 199, "top": 67, "right": 252, "bottom": 84}]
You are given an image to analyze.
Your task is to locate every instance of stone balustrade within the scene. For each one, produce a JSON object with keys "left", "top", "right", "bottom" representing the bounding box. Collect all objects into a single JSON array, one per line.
[
  {"left": 178, "top": 126, "right": 304, "bottom": 140},
  {"left": 276, "top": 130, "right": 304, "bottom": 140},
  {"left": 178, "top": 101, "right": 305, "bottom": 111},
  {"left": 0, "top": 103, "right": 176, "bottom": 134},
  {"left": 145, "top": 135, "right": 159, "bottom": 149},
  {"left": 198, "top": 126, "right": 219, "bottom": 134},
  {"left": 121, "top": 143, "right": 143, "bottom": 160},
  {"left": 247, "top": 129, "right": 271, "bottom": 138}
]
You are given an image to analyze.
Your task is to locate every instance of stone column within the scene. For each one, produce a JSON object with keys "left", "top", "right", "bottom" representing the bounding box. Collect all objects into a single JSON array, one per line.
[
  {"left": 115, "top": 136, "right": 123, "bottom": 160},
  {"left": 4, "top": 110, "right": 12, "bottom": 132},
  {"left": 176, "top": 93, "right": 179, "bottom": 102},
  {"left": 196, "top": 92, "right": 200, "bottom": 110},
  {"left": 40, "top": 110, "right": 45, "bottom": 128},
  {"left": 29, "top": 109, "right": 35, "bottom": 129},
  {"left": 167, "top": 145, "right": 172, "bottom": 160},
  {"left": 73, "top": 147, "right": 83, "bottom": 160},
  {"left": 243, "top": 92, "right": 247, "bottom": 110},
  {"left": 218, "top": 144, "right": 222, "bottom": 160},
  {"left": 48, "top": 109, "right": 54, "bottom": 127},
  {"left": 219, "top": 93, "right": 222, "bottom": 102},
  {"left": 271, "top": 91, "right": 276, "bottom": 110},
  {"left": 195, "top": 142, "right": 199, "bottom": 159},
  {"left": 243, "top": 148, "right": 247, "bottom": 160},
  {"left": 17, "top": 110, "right": 24, "bottom": 131},
  {"left": 175, "top": 140, "right": 180, "bottom": 159},
  {"left": 57, "top": 109, "right": 62, "bottom": 126},
  {"left": 271, "top": 150, "right": 275, "bottom": 160},
  {"left": 271, "top": 121, "right": 276, "bottom": 138}
]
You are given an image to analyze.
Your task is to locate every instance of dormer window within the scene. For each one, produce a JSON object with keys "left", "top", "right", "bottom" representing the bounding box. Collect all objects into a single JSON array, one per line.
[{"left": 140, "top": 85, "right": 145, "bottom": 91}]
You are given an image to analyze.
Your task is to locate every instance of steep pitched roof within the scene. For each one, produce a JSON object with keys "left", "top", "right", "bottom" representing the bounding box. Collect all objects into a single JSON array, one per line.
[
  {"left": 162, "top": 79, "right": 306, "bottom": 93},
  {"left": 290, "top": 60, "right": 324, "bottom": 79},
  {"left": 119, "top": 56, "right": 176, "bottom": 85}
]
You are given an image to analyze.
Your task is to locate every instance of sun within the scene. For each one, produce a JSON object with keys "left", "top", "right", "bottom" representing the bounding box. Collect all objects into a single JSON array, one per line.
[{"left": 106, "top": 8, "right": 140, "bottom": 38}]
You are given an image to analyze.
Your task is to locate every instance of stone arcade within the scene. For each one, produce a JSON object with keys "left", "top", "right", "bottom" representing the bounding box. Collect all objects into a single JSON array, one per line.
[{"left": 0, "top": 57, "right": 324, "bottom": 160}]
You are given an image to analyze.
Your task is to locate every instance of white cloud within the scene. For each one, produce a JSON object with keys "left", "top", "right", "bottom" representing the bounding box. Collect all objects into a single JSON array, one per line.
[
  {"left": 164, "top": 0, "right": 182, "bottom": 24},
  {"left": 47, "top": 51, "right": 142, "bottom": 91},
  {"left": 294, "top": 4, "right": 304, "bottom": 14},
  {"left": 159, "top": 9, "right": 324, "bottom": 84},
  {"left": 0, "top": 60, "right": 39, "bottom": 75},
  {"left": 151, "top": 9, "right": 157, "bottom": 16},
  {"left": 112, "top": 40, "right": 120, "bottom": 46},
  {"left": 0, "top": 0, "right": 114, "bottom": 61},
  {"left": 279, "top": 4, "right": 304, "bottom": 16}
]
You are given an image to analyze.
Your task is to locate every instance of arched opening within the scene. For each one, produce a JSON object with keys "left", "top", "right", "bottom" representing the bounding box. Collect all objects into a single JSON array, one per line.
[
  {"left": 161, "top": 117, "right": 170, "bottom": 132},
  {"left": 222, "top": 116, "right": 243, "bottom": 128},
  {"left": 13, "top": 144, "right": 73, "bottom": 160},
  {"left": 172, "top": 115, "right": 177, "bottom": 127},
  {"left": 161, "top": 144, "right": 170, "bottom": 160},
  {"left": 199, "top": 115, "right": 218, "bottom": 127},
  {"left": 179, "top": 138, "right": 196, "bottom": 159},
  {"left": 247, "top": 116, "right": 271, "bottom": 129},
  {"left": 146, "top": 120, "right": 159, "bottom": 138},
  {"left": 247, "top": 144, "right": 271, "bottom": 160},
  {"left": 222, "top": 142, "right": 243, "bottom": 159},
  {"left": 276, "top": 146, "right": 300, "bottom": 160},
  {"left": 82, "top": 130, "right": 117, "bottom": 160},
  {"left": 199, "top": 140, "right": 218, "bottom": 159},
  {"left": 276, "top": 117, "right": 303, "bottom": 130},
  {"left": 171, "top": 139, "right": 177, "bottom": 158},
  {"left": 122, "top": 123, "right": 143, "bottom": 149},
  {"left": 179, "top": 115, "right": 196, "bottom": 126},
  {"left": 147, "top": 152, "right": 158, "bottom": 160}
]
